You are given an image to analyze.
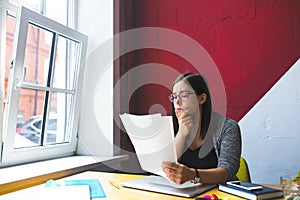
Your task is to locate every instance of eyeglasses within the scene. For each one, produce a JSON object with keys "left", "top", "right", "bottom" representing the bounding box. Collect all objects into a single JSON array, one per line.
[{"left": 168, "top": 91, "right": 196, "bottom": 103}]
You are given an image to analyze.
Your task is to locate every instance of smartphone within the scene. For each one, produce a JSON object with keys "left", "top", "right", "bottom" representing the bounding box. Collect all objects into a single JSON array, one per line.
[{"left": 227, "top": 181, "right": 263, "bottom": 190}]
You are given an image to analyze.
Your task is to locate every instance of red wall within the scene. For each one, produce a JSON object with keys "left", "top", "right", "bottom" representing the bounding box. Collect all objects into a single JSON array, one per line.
[{"left": 125, "top": 0, "right": 300, "bottom": 121}]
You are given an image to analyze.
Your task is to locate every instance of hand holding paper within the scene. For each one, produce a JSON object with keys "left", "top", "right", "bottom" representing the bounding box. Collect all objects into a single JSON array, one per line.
[{"left": 119, "top": 113, "right": 177, "bottom": 179}]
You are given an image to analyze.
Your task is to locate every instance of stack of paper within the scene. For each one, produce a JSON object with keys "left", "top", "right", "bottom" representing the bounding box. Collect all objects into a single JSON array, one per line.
[{"left": 119, "top": 113, "right": 177, "bottom": 178}]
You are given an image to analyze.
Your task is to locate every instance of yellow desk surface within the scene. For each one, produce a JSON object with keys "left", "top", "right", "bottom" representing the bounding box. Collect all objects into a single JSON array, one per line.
[{"left": 1, "top": 171, "right": 284, "bottom": 200}]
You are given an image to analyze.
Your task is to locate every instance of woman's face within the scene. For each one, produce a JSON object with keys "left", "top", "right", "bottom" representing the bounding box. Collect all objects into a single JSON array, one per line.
[{"left": 172, "top": 80, "right": 200, "bottom": 117}]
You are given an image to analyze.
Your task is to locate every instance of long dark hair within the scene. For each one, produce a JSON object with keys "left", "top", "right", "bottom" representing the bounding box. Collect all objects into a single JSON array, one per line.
[{"left": 171, "top": 73, "right": 212, "bottom": 140}]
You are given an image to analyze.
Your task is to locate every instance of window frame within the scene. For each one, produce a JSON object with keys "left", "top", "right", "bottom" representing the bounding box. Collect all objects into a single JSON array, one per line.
[
  {"left": 0, "top": 0, "right": 19, "bottom": 167},
  {"left": 1, "top": 6, "right": 87, "bottom": 166}
]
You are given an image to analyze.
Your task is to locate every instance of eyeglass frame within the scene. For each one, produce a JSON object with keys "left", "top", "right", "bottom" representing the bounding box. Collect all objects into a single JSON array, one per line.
[{"left": 168, "top": 91, "right": 196, "bottom": 103}]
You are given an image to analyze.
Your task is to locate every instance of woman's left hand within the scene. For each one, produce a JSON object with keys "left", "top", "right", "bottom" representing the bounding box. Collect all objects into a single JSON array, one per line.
[{"left": 161, "top": 162, "right": 195, "bottom": 184}]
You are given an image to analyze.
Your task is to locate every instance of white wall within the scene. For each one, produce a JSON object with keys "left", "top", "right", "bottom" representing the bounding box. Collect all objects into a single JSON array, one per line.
[
  {"left": 76, "top": 0, "right": 114, "bottom": 156},
  {"left": 239, "top": 58, "right": 300, "bottom": 184}
]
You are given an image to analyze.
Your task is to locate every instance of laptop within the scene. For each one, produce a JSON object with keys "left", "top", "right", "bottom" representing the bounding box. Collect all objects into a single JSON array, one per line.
[{"left": 121, "top": 175, "right": 216, "bottom": 198}]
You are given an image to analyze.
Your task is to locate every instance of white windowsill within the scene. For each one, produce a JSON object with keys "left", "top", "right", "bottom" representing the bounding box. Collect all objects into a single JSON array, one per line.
[{"left": 0, "top": 154, "right": 128, "bottom": 195}]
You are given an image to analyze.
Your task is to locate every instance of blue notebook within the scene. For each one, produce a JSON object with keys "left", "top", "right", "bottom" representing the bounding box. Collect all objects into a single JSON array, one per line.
[
  {"left": 46, "top": 179, "right": 106, "bottom": 199},
  {"left": 219, "top": 182, "right": 283, "bottom": 200}
]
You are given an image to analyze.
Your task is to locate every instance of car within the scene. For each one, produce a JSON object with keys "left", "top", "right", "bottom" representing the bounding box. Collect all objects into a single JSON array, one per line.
[{"left": 16, "top": 115, "right": 57, "bottom": 144}]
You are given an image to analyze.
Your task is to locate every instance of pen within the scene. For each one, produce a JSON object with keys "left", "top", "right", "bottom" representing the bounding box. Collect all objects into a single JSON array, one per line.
[{"left": 109, "top": 179, "right": 120, "bottom": 189}]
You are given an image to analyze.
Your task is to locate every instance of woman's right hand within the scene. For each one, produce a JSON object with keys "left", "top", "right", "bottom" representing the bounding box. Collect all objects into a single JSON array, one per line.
[{"left": 176, "top": 108, "right": 195, "bottom": 138}]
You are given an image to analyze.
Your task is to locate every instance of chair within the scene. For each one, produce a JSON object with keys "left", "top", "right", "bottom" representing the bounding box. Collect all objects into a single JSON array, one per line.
[{"left": 236, "top": 157, "right": 251, "bottom": 182}]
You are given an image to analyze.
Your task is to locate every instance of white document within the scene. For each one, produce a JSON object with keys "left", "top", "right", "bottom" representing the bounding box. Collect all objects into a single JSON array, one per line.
[
  {"left": 119, "top": 113, "right": 177, "bottom": 178},
  {"left": 0, "top": 185, "right": 90, "bottom": 200}
]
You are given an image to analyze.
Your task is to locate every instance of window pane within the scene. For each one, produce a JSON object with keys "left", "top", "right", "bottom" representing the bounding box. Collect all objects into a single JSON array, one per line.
[
  {"left": 24, "top": 23, "right": 53, "bottom": 86},
  {"left": 14, "top": 88, "right": 45, "bottom": 148},
  {"left": 53, "top": 35, "right": 81, "bottom": 90},
  {"left": 45, "top": 113, "right": 58, "bottom": 144},
  {"left": 46, "top": 92, "right": 74, "bottom": 144},
  {"left": 45, "top": 0, "right": 68, "bottom": 25},
  {"left": 12, "top": 16, "right": 79, "bottom": 148},
  {"left": 9, "top": 0, "right": 42, "bottom": 13},
  {"left": 5, "top": 14, "right": 16, "bottom": 103},
  {"left": 9, "top": 0, "right": 68, "bottom": 26}
]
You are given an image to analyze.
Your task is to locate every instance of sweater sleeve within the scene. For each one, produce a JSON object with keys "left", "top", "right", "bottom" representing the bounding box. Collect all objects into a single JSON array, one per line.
[{"left": 217, "top": 118, "right": 242, "bottom": 181}]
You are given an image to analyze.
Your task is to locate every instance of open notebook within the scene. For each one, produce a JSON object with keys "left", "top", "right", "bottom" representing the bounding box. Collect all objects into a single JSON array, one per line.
[{"left": 121, "top": 175, "right": 216, "bottom": 198}]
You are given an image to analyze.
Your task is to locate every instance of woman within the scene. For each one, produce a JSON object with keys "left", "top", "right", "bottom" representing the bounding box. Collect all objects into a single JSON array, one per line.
[{"left": 162, "top": 73, "right": 241, "bottom": 184}]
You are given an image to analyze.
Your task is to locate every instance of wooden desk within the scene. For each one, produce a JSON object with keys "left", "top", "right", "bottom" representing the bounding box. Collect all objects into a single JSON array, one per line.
[{"left": 0, "top": 171, "right": 284, "bottom": 200}]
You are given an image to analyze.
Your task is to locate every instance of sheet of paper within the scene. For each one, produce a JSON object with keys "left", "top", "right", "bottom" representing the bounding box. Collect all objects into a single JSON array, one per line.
[
  {"left": 0, "top": 185, "right": 91, "bottom": 200},
  {"left": 119, "top": 113, "right": 177, "bottom": 179}
]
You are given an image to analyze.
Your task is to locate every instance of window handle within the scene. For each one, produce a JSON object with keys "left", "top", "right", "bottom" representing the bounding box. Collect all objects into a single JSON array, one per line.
[{"left": 14, "top": 66, "right": 26, "bottom": 89}]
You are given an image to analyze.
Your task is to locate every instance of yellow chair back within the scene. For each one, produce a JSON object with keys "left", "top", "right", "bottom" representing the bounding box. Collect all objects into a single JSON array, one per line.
[{"left": 236, "top": 157, "right": 251, "bottom": 182}]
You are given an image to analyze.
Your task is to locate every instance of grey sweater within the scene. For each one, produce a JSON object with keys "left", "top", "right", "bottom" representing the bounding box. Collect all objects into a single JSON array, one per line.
[{"left": 197, "top": 112, "right": 242, "bottom": 181}]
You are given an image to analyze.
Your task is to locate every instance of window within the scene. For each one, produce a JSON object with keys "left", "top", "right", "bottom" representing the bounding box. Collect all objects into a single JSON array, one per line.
[{"left": 0, "top": 4, "right": 87, "bottom": 166}]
